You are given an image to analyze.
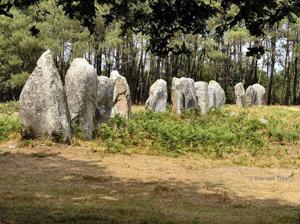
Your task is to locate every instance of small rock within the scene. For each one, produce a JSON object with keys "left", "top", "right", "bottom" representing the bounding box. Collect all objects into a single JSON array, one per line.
[{"left": 258, "top": 118, "right": 268, "bottom": 124}]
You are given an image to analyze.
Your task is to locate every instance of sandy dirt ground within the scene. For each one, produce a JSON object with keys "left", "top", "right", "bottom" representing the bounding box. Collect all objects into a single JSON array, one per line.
[{"left": 0, "top": 141, "right": 300, "bottom": 224}]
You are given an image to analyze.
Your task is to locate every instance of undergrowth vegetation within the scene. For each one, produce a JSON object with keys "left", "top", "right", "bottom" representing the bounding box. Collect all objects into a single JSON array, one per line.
[
  {"left": 0, "top": 114, "right": 19, "bottom": 141},
  {"left": 0, "top": 101, "right": 19, "bottom": 141},
  {"left": 0, "top": 101, "right": 19, "bottom": 114},
  {"left": 97, "top": 106, "right": 300, "bottom": 157},
  {"left": 0, "top": 101, "right": 300, "bottom": 159}
]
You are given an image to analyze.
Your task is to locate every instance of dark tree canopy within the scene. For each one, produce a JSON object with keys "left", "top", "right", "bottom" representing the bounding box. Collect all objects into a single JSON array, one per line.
[
  {"left": 219, "top": 0, "right": 300, "bottom": 35},
  {"left": 0, "top": 0, "right": 39, "bottom": 17},
  {"left": 1, "top": 0, "right": 300, "bottom": 55}
]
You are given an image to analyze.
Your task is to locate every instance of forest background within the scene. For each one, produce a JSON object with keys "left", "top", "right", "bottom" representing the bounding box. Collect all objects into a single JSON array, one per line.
[{"left": 1, "top": 0, "right": 300, "bottom": 106}]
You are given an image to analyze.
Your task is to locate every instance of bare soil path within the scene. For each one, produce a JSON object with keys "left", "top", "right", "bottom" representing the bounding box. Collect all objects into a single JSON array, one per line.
[{"left": 0, "top": 141, "right": 300, "bottom": 224}]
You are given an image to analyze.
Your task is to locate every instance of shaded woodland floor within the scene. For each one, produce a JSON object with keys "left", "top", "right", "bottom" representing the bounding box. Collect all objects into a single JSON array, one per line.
[{"left": 0, "top": 141, "right": 299, "bottom": 224}]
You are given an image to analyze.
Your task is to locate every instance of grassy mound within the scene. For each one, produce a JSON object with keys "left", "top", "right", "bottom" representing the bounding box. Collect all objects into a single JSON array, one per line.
[
  {"left": 0, "top": 101, "right": 300, "bottom": 160},
  {"left": 97, "top": 106, "right": 300, "bottom": 157}
]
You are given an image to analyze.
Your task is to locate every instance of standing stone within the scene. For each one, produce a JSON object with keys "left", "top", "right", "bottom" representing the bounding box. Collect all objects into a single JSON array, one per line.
[
  {"left": 65, "top": 58, "right": 98, "bottom": 140},
  {"left": 252, "top": 84, "right": 266, "bottom": 105},
  {"left": 208, "top": 80, "right": 226, "bottom": 110},
  {"left": 234, "top": 82, "right": 245, "bottom": 107},
  {"left": 171, "top": 78, "right": 184, "bottom": 114},
  {"left": 110, "top": 70, "right": 132, "bottom": 118},
  {"left": 171, "top": 77, "right": 198, "bottom": 114},
  {"left": 145, "top": 79, "right": 168, "bottom": 112},
  {"left": 195, "top": 81, "right": 209, "bottom": 114},
  {"left": 96, "top": 76, "right": 114, "bottom": 125},
  {"left": 245, "top": 85, "right": 255, "bottom": 107},
  {"left": 208, "top": 84, "right": 216, "bottom": 110},
  {"left": 19, "top": 50, "right": 72, "bottom": 144}
]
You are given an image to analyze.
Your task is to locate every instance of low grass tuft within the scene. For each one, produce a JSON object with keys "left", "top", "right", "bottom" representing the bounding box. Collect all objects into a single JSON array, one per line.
[
  {"left": 0, "top": 101, "right": 19, "bottom": 142},
  {"left": 0, "top": 101, "right": 19, "bottom": 114},
  {"left": 0, "top": 114, "right": 19, "bottom": 141}
]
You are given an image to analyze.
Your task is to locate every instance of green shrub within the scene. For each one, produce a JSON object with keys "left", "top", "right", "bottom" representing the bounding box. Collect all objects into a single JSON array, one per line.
[
  {"left": 1, "top": 101, "right": 298, "bottom": 159},
  {"left": 267, "top": 118, "right": 300, "bottom": 144},
  {"left": 0, "top": 114, "right": 19, "bottom": 141},
  {"left": 96, "top": 108, "right": 287, "bottom": 157}
]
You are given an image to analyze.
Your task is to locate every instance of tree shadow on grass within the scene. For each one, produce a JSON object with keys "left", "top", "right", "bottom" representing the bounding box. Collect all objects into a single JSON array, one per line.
[{"left": 0, "top": 151, "right": 299, "bottom": 224}]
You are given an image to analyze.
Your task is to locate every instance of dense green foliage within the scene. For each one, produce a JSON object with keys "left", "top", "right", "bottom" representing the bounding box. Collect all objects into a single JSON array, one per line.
[
  {"left": 97, "top": 107, "right": 300, "bottom": 157},
  {"left": 0, "top": 115, "right": 19, "bottom": 141},
  {"left": 3, "top": 0, "right": 300, "bottom": 55},
  {"left": 0, "top": 1, "right": 89, "bottom": 101},
  {"left": 0, "top": 101, "right": 19, "bottom": 141},
  {"left": 1, "top": 1, "right": 300, "bottom": 105}
]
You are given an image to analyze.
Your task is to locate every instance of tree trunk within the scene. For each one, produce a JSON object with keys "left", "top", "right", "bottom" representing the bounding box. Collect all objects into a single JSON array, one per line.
[
  {"left": 282, "top": 23, "right": 291, "bottom": 105},
  {"left": 267, "top": 31, "right": 276, "bottom": 105}
]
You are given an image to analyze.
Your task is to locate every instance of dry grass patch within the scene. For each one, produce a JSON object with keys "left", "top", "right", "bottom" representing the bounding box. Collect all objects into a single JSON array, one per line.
[{"left": 0, "top": 143, "right": 299, "bottom": 223}]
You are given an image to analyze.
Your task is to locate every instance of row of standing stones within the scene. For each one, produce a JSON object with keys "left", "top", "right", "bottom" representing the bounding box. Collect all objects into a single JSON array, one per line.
[
  {"left": 19, "top": 50, "right": 131, "bottom": 144},
  {"left": 234, "top": 82, "right": 267, "bottom": 108},
  {"left": 19, "top": 50, "right": 266, "bottom": 144},
  {"left": 147, "top": 78, "right": 266, "bottom": 115}
]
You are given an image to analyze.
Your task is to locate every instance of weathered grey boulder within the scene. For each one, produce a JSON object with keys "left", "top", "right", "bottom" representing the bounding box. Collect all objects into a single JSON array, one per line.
[
  {"left": 234, "top": 82, "right": 245, "bottom": 107},
  {"left": 65, "top": 58, "right": 98, "bottom": 140},
  {"left": 245, "top": 84, "right": 266, "bottom": 106},
  {"left": 252, "top": 84, "right": 266, "bottom": 105},
  {"left": 145, "top": 79, "right": 168, "bottom": 112},
  {"left": 245, "top": 86, "right": 255, "bottom": 107},
  {"left": 195, "top": 81, "right": 209, "bottom": 114},
  {"left": 208, "top": 80, "right": 226, "bottom": 110},
  {"left": 19, "top": 50, "right": 72, "bottom": 144},
  {"left": 96, "top": 76, "right": 114, "bottom": 125},
  {"left": 208, "top": 84, "right": 216, "bottom": 110},
  {"left": 110, "top": 70, "right": 132, "bottom": 118},
  {"left": 171, "top": 77, "right": 198, "bottom": 114}
]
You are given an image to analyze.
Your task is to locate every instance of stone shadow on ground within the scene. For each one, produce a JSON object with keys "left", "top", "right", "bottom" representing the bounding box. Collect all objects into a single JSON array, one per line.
[{"left": 0, "top": 151, "right": 299, "bottom": 224}]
